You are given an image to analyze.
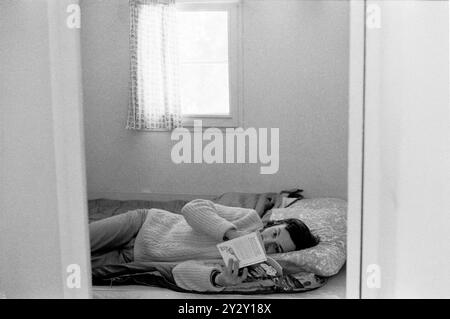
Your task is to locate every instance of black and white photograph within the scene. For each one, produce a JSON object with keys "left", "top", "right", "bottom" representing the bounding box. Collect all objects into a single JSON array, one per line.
[{"left": 0, "top": 0, "right": 449, "bottom": 302}]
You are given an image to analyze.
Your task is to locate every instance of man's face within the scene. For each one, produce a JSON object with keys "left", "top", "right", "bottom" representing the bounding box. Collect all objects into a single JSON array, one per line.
[{"left": 260, "top": 224, "right": 296, "bottom": 254}]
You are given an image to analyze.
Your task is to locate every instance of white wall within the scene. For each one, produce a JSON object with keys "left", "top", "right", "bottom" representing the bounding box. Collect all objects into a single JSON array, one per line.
[
  {"left": 81, "top": 0, "right": 349, "bottom": 199},
  {"left": 0, "top": 0, "right": 91, "bottom": 298},
  {"left": 362, "top": 0, "right": 450, "bottom": 298}
]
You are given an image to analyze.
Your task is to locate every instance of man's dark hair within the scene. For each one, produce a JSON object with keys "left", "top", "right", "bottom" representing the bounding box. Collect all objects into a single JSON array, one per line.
[{"left": 264, "top": 218, "right": 319, "bottom": 251}]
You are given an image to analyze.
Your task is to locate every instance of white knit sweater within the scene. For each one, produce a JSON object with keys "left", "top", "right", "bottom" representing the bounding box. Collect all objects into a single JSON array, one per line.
[{"left": 133, "top": 199, "right": 264, "bottom": 292}]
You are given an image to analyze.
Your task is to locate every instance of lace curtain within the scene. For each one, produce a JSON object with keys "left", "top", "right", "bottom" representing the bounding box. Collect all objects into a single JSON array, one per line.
[{"left": 127, "top": 0, "right": 182, "bottom": 131}]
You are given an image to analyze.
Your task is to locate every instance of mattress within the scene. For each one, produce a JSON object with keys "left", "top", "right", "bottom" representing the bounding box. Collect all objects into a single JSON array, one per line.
[{"left": 92, "top": 266, "right": 346, "bottom": 299}]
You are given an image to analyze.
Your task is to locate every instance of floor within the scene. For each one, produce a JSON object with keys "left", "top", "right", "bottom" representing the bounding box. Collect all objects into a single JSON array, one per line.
[{"left": 92, "top": 267, "right": 346, "bottom": 299}]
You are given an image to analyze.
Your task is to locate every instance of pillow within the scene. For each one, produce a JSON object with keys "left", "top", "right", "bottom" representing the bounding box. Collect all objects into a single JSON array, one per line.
[{"left": 266, "top": 198, "right": 347, "bottom": 277}]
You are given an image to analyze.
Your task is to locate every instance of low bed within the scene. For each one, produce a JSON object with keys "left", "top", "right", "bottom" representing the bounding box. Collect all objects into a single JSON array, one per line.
[
  {"left": 92, "top": 267, "right": 346, "bottom": 299},
  {"left": 89, "top": 191, "right": 347, "bottom": 298}
]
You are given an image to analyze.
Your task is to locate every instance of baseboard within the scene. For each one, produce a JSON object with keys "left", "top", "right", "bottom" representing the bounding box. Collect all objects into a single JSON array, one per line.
[{"left": 87, "top": 191, "right": 217, "bottom": 201}]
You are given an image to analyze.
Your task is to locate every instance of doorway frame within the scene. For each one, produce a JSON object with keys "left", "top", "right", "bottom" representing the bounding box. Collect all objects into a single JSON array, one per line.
[
  {"left": 65, "top": 0, "right": 367, "bottom": 299},
  {"left": 345, "top": 0, "right": 366, "bottom": 299}
]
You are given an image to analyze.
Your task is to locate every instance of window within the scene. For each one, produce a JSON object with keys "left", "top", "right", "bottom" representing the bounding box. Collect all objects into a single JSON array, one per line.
[{"left": 176, "top": 0, "right": 241, "bottom": 127}]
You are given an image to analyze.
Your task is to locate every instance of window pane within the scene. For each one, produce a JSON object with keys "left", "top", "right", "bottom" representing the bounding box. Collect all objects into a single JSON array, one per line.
[
  {"left": 177, "top": 11, "right": 229, "bottom": 62},
  {"left": 177, "top": 9, "right": 231, "bottom": 115},
  {"left": 180, "top": 63, "right": 230, "bottom": 115}
]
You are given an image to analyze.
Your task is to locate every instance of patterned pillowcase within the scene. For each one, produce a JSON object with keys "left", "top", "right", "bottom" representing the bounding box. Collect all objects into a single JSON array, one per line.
[{"left": 267, "top": 198, "right": 347, "bottom": 277}]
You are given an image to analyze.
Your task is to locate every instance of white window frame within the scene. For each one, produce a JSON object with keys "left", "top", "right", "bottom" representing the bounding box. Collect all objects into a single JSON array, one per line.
[{"left": 176, "top": 0, "right": 242, "bottom": 128}]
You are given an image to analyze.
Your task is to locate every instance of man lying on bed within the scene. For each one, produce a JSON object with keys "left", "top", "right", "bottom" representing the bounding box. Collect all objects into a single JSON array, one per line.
[{"left": 90, "top": 199, "right": 318, "bottom": 292}]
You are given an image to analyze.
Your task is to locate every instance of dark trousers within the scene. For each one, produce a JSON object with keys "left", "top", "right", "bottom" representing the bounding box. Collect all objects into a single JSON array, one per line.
[{"left": 89, "top": 209, "right": 148, "bottom": 268}]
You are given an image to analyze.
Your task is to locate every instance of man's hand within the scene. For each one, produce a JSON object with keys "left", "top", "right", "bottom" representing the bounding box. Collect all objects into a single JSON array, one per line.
[
  {"left": 223, "top": 229, "right": 251, "bottom": 241},
  {"left": 215, "top": 259, "right": 248, "bottom": 287}
]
